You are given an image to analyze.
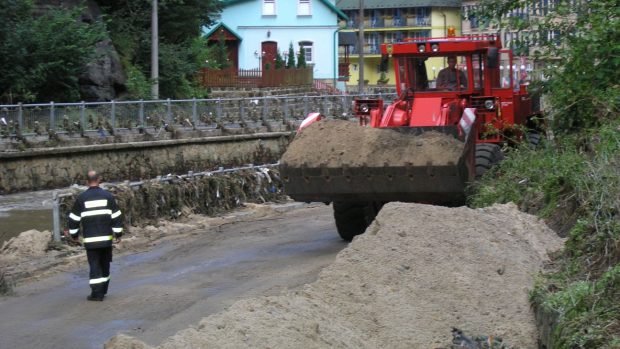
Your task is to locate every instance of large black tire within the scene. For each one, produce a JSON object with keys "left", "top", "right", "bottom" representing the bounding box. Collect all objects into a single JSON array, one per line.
[
  {"left": 475, "top": 143, "right": 504, "bottom": 179},
  {"left": 332, "top": 201, "right": 382, "bottom": 242}
]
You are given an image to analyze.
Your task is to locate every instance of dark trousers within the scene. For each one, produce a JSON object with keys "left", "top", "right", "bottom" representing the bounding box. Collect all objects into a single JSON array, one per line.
[{"left": 86, "top": 247, "right": 112, "bottom": 297}]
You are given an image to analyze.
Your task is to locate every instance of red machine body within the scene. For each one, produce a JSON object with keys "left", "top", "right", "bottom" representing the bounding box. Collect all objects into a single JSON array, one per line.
[
  {"left": 280, "top": 34, "right": 540, "bottom": 241},
  {"left": 355, "top": 35, "right": 537, "bottom": 143}
]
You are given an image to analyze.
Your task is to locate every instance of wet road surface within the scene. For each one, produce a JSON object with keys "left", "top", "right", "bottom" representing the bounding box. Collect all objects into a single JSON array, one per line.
[{"left": 0, "top": 204, "right": 344, "bottom": 349}]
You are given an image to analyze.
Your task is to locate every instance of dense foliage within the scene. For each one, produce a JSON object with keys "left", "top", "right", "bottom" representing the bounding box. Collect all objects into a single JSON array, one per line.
[
  {"left": 98, "top": 0, "right": 222, "bottom": 99},
  {"left": 0, "top": 0, "right": 222, "bottom": 103},
  {"left": 0, "top": 1, "right": 107, "bottom": 103},
  {"left": 471, "top": 0, "right": 620, "bottom": 347},
  {"left": 472, "top": 0, "right": 620, "bottom": 133}
]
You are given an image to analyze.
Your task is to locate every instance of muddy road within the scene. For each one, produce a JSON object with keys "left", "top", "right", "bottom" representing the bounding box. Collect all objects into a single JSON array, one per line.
[{"left": 0, "top": 203, "right": 344, "bottom": 349}]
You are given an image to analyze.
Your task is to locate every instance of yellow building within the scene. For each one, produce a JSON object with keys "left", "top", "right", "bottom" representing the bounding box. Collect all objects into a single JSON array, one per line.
[{"left": 337, "top": 0, "right": 462, "bottom": 89}]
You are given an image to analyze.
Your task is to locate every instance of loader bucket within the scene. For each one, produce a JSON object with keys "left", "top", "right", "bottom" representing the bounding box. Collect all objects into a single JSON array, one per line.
[{"left": 279, "top": 119, "right": 475, "bottom": 206}]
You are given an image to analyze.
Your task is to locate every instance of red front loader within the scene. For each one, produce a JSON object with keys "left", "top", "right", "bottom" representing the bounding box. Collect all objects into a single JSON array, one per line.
[{"left": 280, "top": 34, "right": 541, "bottom": 241}]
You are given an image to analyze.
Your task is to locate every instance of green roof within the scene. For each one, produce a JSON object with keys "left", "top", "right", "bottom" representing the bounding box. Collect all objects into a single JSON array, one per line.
[
  {"left": 203, "top": 22, "right": 242, "bottom": 41},
  {"left": 336, "top": 0, "right": 461, "bottom": 10},
  {"left": 222, "top": 0, "right": 348, "bottom": 20}
]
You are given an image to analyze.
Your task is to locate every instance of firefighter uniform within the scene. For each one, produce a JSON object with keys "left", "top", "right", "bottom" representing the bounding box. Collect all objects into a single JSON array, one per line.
[{"left": 68, "top": 186, "right": 123, "bottom": 300}]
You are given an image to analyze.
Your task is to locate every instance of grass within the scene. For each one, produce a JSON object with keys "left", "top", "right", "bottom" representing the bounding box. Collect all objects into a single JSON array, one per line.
[{"left": 469, "top": 120, "right": 620, "bottom": 348}]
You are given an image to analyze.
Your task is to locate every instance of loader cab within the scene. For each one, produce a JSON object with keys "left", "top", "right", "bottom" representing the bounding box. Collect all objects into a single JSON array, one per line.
[
  {"left": 382, "top": 35, "right": 509, "bottom": 98},
  {"left": 396, "top": 55, "right": 472, "bottom": 92},
  {"left": 392, "top": 53, "right": 486, "bottom": 96}
]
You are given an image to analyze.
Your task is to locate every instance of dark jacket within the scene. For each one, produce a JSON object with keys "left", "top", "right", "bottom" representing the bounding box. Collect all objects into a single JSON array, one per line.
[{"left": 67, "top": 186, "right": 123, "bottom": 249}]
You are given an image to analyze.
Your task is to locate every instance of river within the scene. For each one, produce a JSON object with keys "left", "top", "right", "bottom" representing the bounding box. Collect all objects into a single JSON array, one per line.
[{"left": 0, "top": 189, "right": 62, "bottom": 244}]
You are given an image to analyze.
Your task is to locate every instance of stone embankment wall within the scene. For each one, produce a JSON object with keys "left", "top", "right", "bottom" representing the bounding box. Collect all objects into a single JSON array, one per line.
[{"left": 0, "top": 132, "right": 292, "bottom": 194}]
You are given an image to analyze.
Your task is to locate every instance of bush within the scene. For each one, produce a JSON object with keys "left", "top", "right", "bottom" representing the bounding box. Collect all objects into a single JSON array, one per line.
[{"left": 0, "top": 4, "right": 107, "bottom": 102}]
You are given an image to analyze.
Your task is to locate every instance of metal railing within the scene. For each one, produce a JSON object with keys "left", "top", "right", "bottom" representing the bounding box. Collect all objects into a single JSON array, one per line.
[{"left": 0, "top": 93, "right": 397, "bottom": 139}]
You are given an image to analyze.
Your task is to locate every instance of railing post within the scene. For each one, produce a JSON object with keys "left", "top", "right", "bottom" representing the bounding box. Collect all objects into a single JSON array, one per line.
[
  {"left": 166, "top": 98, "right": 172, "bottom": 124},
  {"left": 139, "top": 100, "right": 145, "bottom": 127},
  {"left": 17, "top": 103, "right": 23, "bottom": 130},
  {"left": 110, "top": 100, "right": 116, "bottom": 131},
  {"left": 284, "top": 97, "right": 290, "bottom": 120},
  {"left": 322, "top": 95, "right": 328, "bottom": 116},
  {"left": 52, "top": 190, "right": 61, "bottom": 242},
  {"left": 192, "top": 98, "right": 198, "bottom": 126},
  {"left": 216, "top": 98, "right": 222, "bottom": 119},
  {"left": 50, "top": 101, "right": 56, "bottom": 130},
  {"left": 263, "top": 96, "right": 269, "bottom": 120},
  {"left": 80, "top": 101, "right": 86, "bottom": 130},
  {"left": 303, "top": 95, "right": 309, "bottom": 118}
]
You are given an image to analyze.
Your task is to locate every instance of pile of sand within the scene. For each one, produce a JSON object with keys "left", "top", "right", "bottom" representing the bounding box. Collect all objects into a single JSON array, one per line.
[
  {"left": 0, "top": 229, "right": 51, "bottom": 259},
  {"left": 281, "top": 119, "right": 464, "bottom": 168},
  {"left": 105, "top": 202, "right": 564, "bottom": 349}
]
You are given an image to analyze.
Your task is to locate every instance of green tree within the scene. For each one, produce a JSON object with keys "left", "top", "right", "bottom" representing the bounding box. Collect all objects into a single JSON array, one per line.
[
  {"left": 0, "top": 2, "right": 107, "bottom": 102},
  {"left": 274, "top": 51, "right": 284, "bottom": 69},
  {"left": 297, "top": 46, "right": 307, "bottom": 68},
  {"left": 98, "top": 0, "right": 222, "bottom": 99},
  {"left": 286, "top": 42, "right": 296, "bottom": 69},
  {"left": 213, "top": 31, "right": 231, "bottom": 69}
]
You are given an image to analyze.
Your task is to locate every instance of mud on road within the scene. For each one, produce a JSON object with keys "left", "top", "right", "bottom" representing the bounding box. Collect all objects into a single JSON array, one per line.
[{"left": 0, "top": 202, "right": 344, "bottom": 349}]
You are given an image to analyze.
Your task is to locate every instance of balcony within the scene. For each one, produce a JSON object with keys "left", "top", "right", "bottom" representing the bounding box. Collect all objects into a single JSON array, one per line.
[
  {"left": 406, "top": 17, "right": 431, "bottom": 27},
  {"left": 347, "top": 17, "right": 430, "bottom": 29},
  {"left": 346, "top": 44, "right": 382, "bottom": 56}
]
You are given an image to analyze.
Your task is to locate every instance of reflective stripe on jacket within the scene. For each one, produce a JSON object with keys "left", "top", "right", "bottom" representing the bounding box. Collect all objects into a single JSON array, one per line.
[{"left": 67, "top": 186, "right": 123, "bottom": 249}]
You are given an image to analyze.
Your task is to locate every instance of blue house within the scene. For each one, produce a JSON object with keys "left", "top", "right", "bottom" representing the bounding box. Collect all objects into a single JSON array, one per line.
[{"left": 206, "top": 0, "right": 347, "bottom": 82}]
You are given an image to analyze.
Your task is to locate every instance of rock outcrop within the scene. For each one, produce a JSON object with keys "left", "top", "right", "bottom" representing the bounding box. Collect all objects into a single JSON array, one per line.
[{"left": 35, "top": 0, "right": 127, "bottom": 101}]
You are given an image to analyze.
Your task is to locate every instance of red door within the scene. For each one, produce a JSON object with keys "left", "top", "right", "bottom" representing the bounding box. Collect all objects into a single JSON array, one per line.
[{"left": 261, "top": 41, "right": 277, "bottom": 70}]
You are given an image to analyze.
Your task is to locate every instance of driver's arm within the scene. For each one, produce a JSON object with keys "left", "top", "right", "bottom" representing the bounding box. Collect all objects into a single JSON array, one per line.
[{"left": 436, "top": 69, "right": 447, "bottom": 88}]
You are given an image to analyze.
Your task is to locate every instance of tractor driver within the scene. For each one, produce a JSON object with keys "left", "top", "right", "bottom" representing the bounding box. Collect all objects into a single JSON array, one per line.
[{"left": 436, "top": 56, "right": 468, "bottom": 91}]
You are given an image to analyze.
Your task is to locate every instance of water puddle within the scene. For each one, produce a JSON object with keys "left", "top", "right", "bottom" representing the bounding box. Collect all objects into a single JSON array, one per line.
[{"left": 0, "top": 189, "right": 59, "bottom": 244}]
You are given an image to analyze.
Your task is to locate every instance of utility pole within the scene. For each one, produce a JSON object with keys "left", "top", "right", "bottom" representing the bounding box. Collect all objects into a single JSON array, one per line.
[
  {"left": 151, "top": 0, "right": 159, "bottom": 99},
  {"left": 357, "top": 0, "right": 364, "bottom": 94}
]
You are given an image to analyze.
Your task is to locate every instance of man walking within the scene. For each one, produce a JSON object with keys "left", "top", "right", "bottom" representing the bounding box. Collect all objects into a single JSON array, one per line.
[{"left": 67, "top": 170, "right": 123, "bottom": 301}]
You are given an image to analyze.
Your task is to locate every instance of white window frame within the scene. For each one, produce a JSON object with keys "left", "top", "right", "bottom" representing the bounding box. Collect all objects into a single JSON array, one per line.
[
  {"left": 299, "top": 41, "right": 313, "bottom": 63},
  {"left": 297, "top": 0, "right": 311, "bottom": 16},
  {"left": 262, "top": 0, "right": 276, "bottom": 16}
]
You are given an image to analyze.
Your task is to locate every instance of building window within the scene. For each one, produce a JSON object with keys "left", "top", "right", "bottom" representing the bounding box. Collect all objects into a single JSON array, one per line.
[
  {"left": 263, "top": 0, "right": 276, "bottom": 16},
  {"left": 298, "top": 0, "right": 311, "bottom": 16},
  {"left": 299, "top": 41, "right": 313, "bottom": 63}
]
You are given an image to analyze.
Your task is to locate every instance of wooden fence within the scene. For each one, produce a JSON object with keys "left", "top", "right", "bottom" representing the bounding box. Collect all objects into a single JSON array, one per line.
[{"left": 199, "top": 67, "right": 313, "bottom": 88}]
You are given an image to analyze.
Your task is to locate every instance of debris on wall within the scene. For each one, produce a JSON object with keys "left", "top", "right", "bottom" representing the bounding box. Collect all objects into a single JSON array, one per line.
[{"left": 59, "top": 168, "right": 287, "bottom": 229}]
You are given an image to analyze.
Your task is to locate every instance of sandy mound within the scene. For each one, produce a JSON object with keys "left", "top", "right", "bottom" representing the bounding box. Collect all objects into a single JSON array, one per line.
[
  {"left": 1, "top": 229, "right": 51, "bottom": 259},
  {"left": 106, "top": 202, "right": 563, "bottom": 349},
  {"left": 281, "top": 119, "right": 464, "bottom": 168}
]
